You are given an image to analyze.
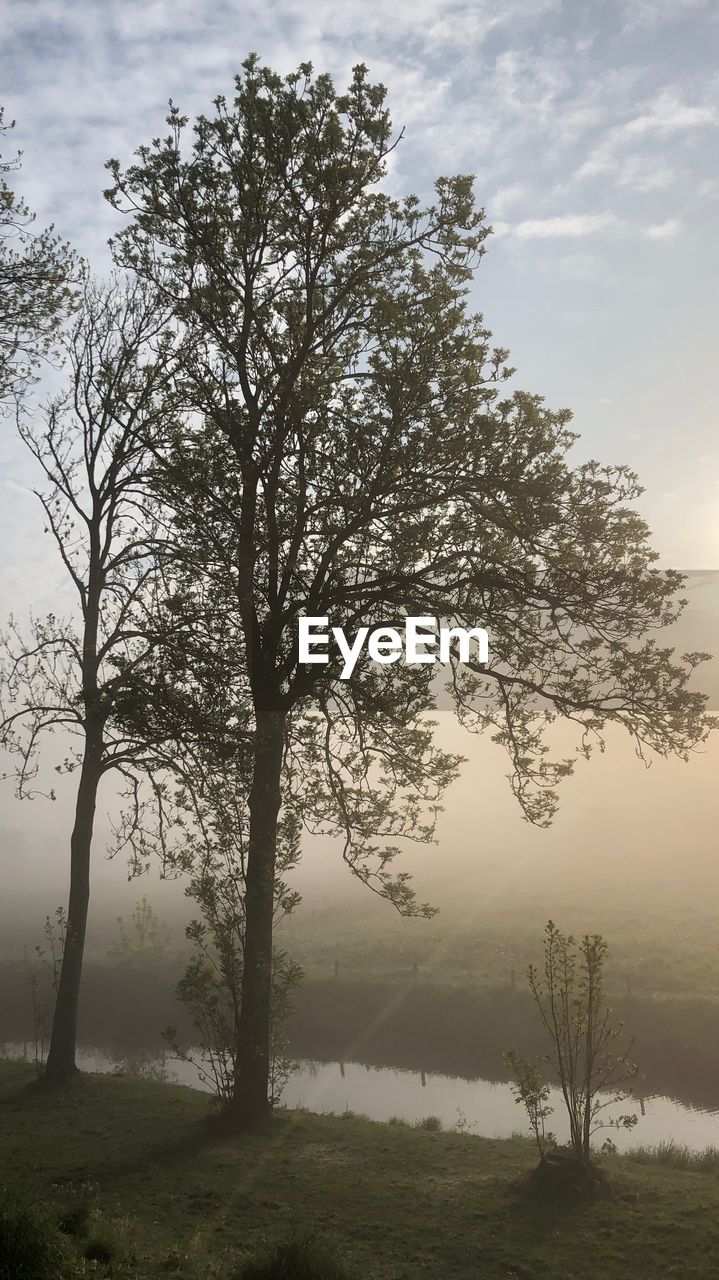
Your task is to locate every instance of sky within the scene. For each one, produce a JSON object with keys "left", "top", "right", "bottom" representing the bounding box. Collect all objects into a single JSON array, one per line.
[
  {"left": 1, "top": 0, "right": 718, "bottom": 590},
  {"left": 0, "top": 0, "right": 718, "bottom": 924}
]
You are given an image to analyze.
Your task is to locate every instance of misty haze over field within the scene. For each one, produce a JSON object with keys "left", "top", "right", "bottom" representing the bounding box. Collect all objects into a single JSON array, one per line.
[{"left": 2, "top": 571, "right": 717, "bottom": 952}]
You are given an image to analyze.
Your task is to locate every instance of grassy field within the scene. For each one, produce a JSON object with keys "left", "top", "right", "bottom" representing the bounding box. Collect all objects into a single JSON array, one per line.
[
  {"left": 278, "top": 899, "right": 719, "bottom": 1001},
  {"left": 2, "top": 1059, "right": 719, "bottom": 1278}
]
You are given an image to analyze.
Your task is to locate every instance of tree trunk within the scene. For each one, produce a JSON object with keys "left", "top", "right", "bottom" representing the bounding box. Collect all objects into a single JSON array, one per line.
[
  {"left": 230, "top": 707, "right": 285, "bottom": 1127},
  {"left": 44, "top": 732, "right": 102, "bottom": 1085}
]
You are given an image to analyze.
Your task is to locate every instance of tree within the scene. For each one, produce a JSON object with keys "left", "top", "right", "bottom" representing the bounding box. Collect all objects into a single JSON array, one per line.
[
  {"left": 508, "top": 921, "right": 638, "bottom": 1173},
  {"left": 105, "top": 56, "right": 711, "bottom": 1126},
  {"left": 161, "top": 805, "right": 302, "bottom": 1109},
  {"left": 0, "top": 277, "right": 179, "bottom": 1083},
  {"left": 0, "top": 107, "right": 76, "bottom": 408},
  {"left": 109, "top": 895, "right": 170, "bottom": 965}
]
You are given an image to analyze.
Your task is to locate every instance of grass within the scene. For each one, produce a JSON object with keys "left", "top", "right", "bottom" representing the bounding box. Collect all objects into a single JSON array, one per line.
[
  {"left": 276, "top": 898, "right": 719, "bottom": 1001},
  {"left": 2, "top": 1058, "right": 719, "bottom": 1278},
  {"left": 0, "top": 1191, "right": 77, "bottom": 1280},
  {"left": 626, "top": 1141, "right": 719, "bottom": 1172},
  {"left": 234, "top": 1234, "right": 355, "bottom": 1279}
]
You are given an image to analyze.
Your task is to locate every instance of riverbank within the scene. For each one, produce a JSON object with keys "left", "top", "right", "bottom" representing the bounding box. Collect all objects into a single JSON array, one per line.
[{"left": 2, "top": 1059, "right": 719, "bottom": 1278}]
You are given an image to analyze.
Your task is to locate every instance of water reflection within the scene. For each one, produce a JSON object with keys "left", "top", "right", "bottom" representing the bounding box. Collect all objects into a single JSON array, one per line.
[{"left": 280, "top": 1059, "right": 719, "bottom": 1154}]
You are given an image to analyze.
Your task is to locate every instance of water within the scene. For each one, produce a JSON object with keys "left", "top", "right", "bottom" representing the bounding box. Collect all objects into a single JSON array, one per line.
[
  {"left": 280, "top": 1059, "right": 719, "bottom": 1153},
  {"left": 6, "top": 1042, "right": 719, "bottom": 1153}
]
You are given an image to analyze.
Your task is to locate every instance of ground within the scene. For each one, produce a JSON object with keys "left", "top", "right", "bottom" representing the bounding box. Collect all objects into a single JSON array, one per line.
[{"left": 1, "top": 1058, "right": 718, "bottom": 1278}]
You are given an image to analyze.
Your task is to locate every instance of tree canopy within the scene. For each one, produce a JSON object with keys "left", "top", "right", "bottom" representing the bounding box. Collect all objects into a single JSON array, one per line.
[
  {"left": 0, "top": 108, "right": 76, "bottom": 409},
  {"left": 101, "top": 56, "right": 711, "bottom": 1123}
]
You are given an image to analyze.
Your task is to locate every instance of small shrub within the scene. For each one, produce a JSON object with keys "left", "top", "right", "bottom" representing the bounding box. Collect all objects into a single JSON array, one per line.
[
  {"left": 387, "top": 1116, "right": 409, "bottom": 1128},
  {"left": 235, "top": 1233, "right": 354, "bottom": 1279},
  {"left": 454, "top": 1108, "right": 476, "bottom": 1135},
  {"left": 414, "top": 1115, "right": 442, "bottom": 1132},
  {"left": 0, "top": 1194, "right": 77, "bottom": 1279},
  {"left": 507, "top": 922, "right": 638, "bottom": 1168}
]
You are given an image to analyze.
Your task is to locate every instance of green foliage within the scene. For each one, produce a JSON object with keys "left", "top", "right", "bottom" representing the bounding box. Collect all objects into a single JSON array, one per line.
[
  {"left": 235, "top": 1234, "right": 354, "bottom": 1280},
  {"left": 163, "top": 836, "right": 302, "bottom": 1106},
  {"left": 106, "top": 53, "right": 711, "bottom": 907},
  {"left": 103, "top": 53, "right": 712, "bottom": 1117},
  {"left": 508, "top": 922, "right": 638, "bottom": 1166},
  {"left": 0, "top": 1192, "right": 77, "bottom": 1280},
  {"left": 0, "top": 107, "right": 77, "bottom": 409},
  {"left": 505, "top": 1051, "right": 555, "bottom": 1158}
]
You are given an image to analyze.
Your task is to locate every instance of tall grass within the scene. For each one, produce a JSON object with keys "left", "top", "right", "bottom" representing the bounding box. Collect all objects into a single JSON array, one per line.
[
  {"left": 626, "top": 1141, "right": 719, "bottom": 1172},
  {"left": 0, "top": 1193, "right": 77, "bottom": 1279},
  {"left": 235, "top": 1234, "right": 354, "bottom": 1279}
]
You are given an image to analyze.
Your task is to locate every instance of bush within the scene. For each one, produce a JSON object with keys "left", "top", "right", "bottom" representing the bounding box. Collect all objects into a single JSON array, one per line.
[
  {"left": 507, "top": 922, "right": 638, "bottom": 1167},
  {"left": 0, "top": 1193, "right": 76, "bottom": 1279},
  {"left": 414, "top": 1115, "right": 442, "bottom": 1132},
  {"left": 235, "top": 1234, "right": 354, "bottom": 1280}
]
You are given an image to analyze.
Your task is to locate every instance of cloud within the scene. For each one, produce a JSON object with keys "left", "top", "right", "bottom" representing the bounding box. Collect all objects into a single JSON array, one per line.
[
  {"left": 488, "top": 183, "right": 526, "bottom": 218},
  {"left": 508, "top": 212, "right": 681, "bottom": 242},
  {"left": 513, "top": 212, "right": 621, "bottom": 239},
  {"left": 644, "top": 218, "right": 681, "bottom": 239},
  {"left": 620, "top": 91, "right": 716, "bottom": 141},
  {"left": 621, "top": 0, "right": 715, "bottom": 30},
  {"left": 614, "top": 156, "right": 676, "bottom": 192},
  {"left": 0, "top": 0, "right": 717, "bottom": 597},
  {"left": 575, "top": 88, "right": 718, "bottom": 186}
]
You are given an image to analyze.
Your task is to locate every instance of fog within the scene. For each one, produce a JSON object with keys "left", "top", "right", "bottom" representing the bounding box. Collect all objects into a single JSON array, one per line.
[{"left": 2, "top": 573, "right": 716, "bottom": 961}]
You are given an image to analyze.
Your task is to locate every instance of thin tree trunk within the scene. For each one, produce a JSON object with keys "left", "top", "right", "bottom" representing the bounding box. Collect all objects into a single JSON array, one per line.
[
  {"left": 230, "top": 707, "right": 285, "bottom": 1127},
  {"left": 44, "top": 731, "right": 102, "bottom": 1085}
]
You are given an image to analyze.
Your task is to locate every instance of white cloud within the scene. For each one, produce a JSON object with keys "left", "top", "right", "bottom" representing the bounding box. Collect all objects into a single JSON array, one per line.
[
  {"left": 513, "top": 212, "right": 621, "bottom": 239},
  {"left": 508, "top": 212, "right": 682, "bottom": 242},
  {"left": 644, "top": 218, "right": 681, "bottom": 240},
  {"left": 614, "top": 156, "right": 676, "bottom": 192},
  {"left": 575, "top": 88, "right": 718, "bottom": 187},
  {"left": 621, "top": 0, "right": 715, "bottom": 30},
  {"left": 488, "top": 183, "right": 526, "bottom": 218},
  {"left": 0, "top": 0, "right": 717, "bottom": 593},
  {"left": 621, "top": 91, "right": 716, "bottom": 141}
]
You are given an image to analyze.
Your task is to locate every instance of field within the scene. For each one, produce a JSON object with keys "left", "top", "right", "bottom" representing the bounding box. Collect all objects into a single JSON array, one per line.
[
  {"left": 3, "top": 1059, "right": 719, "bottom": 1278},
  {"left": 278, "top": 896, "right": 719, "bottom": 1000}
]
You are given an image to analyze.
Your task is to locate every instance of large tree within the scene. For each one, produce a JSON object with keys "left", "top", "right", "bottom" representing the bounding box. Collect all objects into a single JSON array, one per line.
[
  {"left": 0, "top": 277, "right": 179, "bottom": 1082},
  {"left": 0, "top": 107, "right": 76, "bottom": 409},
  {"left": 105, "top": 57, "right": 710, "bottom": 1127}
]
